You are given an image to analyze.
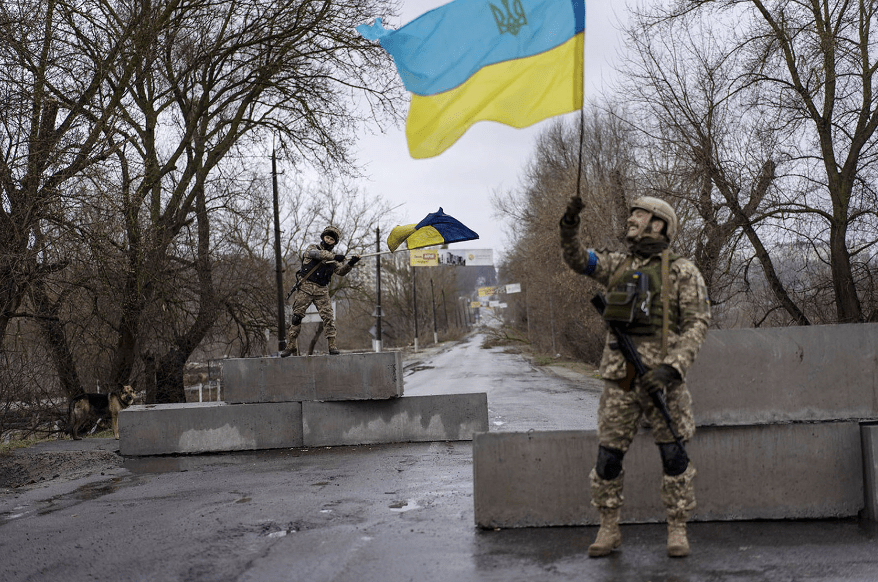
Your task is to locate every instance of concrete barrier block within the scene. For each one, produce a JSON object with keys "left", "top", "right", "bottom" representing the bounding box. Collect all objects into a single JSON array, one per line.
[
  {"left": 863, "top": 422, "right": 878, "bottom": 521},
  {"left": 688, "top": 323, "right": 878, "bottom": 425},
  {"left": 473, "top": 423, "right": 864, "bottom": 528},
  {"left": 221, "top": 351, "right": 404, "bottom": 403},
  {"left": 119, "top": 402, "right": 303, "bottom": 456},
  {"left": 303, "top": 393, "right": 488, "bottom": 447},
  {"left": 473, "top": 431, "right": 593, "bottom": 529}
]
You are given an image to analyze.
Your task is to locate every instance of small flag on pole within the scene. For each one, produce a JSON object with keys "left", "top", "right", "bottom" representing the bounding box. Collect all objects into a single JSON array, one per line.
[
  {"left": 357, "top": 0, "right": 585, "bottom": 159},
  {"left": 387, "top": 208, "right": 479, "bottom": 251}
]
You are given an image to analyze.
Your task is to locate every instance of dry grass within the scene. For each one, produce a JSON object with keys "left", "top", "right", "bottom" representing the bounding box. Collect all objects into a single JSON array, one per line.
[
  {"left": 480, "top": 326, "right": 601, "bottom": 377},
  {"left": 1, "top": 428, "right": 114, "bottom": 455}
]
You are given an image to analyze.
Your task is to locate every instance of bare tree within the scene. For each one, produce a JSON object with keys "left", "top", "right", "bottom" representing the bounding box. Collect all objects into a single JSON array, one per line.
[
  {"left": 108, "top": 0, "right": 401, "bottom": 401},
  {"left": 0, "top": 0, "right": 165, "bottom": 349},
  {"left": 620, "top": 7, "right": 811, "bottom": 326},
  {"left": 493, "top": 110, "right": 636, "bottom": 361},
  {"left": 2, "top": 0, "right": 404, "bottom": 407},
  {"left": 669, "top": 0, "right": 878, "bottom": 322}
]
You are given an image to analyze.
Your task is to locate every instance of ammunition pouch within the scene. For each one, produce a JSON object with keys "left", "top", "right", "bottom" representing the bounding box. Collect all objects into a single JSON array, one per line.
[{"left": 603, "top": 269, "right": 661, "bottom": 335}]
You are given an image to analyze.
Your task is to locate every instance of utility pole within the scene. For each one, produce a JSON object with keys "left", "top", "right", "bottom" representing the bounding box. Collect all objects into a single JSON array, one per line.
[
  {"left": 412, "top": 267, "right": 419, "bottom": 352},
  {"left": 374, "top": 227, "right": 382, "bottom": 353},
  {"left": 430, "top": 277, "right": 438, "bottom": 344},
  {"left": 271, "top": 147, "right": 286, "bottom": 352},
  {"left": 525, "top": 284, "right": 531, "bottom": 344}
]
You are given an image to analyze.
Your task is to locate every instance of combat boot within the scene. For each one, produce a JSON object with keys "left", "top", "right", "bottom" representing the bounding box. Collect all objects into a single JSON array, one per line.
[
  {"left": 327, "top": 338, "right": 340, "bottom": 355},
  {"left": 279, "top": 344, "right": 298, "bottom": 358},
  {"left": 667, "top": 517, "right": 690, "bottom": 557},
  {"left": 588, "top": 508, "right": 622, "bottom": 557}
]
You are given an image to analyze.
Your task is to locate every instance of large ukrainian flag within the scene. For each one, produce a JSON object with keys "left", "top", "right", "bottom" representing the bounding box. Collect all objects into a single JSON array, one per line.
[{"left": 357, "top": 0, "right": 585, "bottom": 159}]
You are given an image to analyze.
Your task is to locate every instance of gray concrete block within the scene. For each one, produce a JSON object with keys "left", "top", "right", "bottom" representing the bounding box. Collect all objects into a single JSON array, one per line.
[
  {"left": 688, "top": 323, "right": 878, "bottom": 425},
  {"left": 473, "top": 423, "right": 864, "bottom": 528},
  {"left": 119, "top": 402, "right": 303, "bottom": 456},
  {"left": 473, "top": 431, "right": 592, "bottom": 529},
  {"left": 303, "top": 393, "right": 488, "bottom": 447},
  {"left": 863, "top": 422, "right": 878, "bottom": 521},
  {"left": 221, "top": 351, "right": 404, "bottom": 404}
]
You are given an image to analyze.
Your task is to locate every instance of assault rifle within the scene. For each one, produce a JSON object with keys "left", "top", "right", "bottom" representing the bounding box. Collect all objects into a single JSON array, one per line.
[{"left": 591, "top": 292, "right": 689, "bottom": 458}]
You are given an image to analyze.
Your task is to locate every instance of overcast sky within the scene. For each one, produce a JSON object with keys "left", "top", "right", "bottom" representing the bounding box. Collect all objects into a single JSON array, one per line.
[{"left": 352, "top": 0, "right": 629, "bottom": 262}]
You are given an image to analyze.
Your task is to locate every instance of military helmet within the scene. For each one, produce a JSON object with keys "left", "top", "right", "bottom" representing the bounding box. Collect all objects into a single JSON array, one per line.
[
  {"left": 630, "top": 197, "right": 678, "bottom": 242},
  {"left": 321, "top": 225, "right": 342, "bottom": 242}
]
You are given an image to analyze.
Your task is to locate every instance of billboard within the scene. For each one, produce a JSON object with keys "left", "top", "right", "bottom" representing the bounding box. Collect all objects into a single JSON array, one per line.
[
  {"left": 410, "top": 248, "right": 493, "bottom": 267},
  {"left": 410, "top": 249, "right": 438, "bottom": 267}
]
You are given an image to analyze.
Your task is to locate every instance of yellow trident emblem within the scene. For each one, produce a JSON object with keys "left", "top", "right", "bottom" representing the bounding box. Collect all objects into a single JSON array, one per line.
[{"left": 490, "top": 0, "right": 528, "bottom": 36}]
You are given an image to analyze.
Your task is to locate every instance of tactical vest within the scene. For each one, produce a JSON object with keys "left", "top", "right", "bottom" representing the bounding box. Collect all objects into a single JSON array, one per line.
[
  {"left": 603, "top": 254, "right": 678, "bottom": 336},
  {"left": 298, "top": 258, "right": 334, "bottom": 287}
]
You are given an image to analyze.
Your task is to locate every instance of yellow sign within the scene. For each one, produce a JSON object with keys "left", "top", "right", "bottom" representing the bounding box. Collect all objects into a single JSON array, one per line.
[
  {"left": 410, "top": 250, "right": 438, "bottom": 267},
  {"left": 470, "top": 301, "right": 481, "bottom": 309},
  {"left": 477, "top": 286, "right": 496, "bottom": 297}
]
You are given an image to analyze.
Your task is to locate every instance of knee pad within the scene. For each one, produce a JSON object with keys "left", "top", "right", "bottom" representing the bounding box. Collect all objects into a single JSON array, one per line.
[
  {"left": 290, "top": 313, "right": 303, "bottom": 326},
  {"left": 658, "top": 442, "right": 689, "bottom": 476},
  {"left": 595, "top": 445, "right": 625, "bottom": 480}
]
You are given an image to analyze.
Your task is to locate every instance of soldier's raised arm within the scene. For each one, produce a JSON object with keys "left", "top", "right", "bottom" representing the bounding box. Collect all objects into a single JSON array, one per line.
[{"left": 558, "top": 195, "right": 625, "bottom": 287}]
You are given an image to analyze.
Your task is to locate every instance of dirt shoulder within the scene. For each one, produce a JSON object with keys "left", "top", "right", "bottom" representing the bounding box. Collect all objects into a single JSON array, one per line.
[{"left": 0, "top": 437, "right": 123, "bottom": 491}]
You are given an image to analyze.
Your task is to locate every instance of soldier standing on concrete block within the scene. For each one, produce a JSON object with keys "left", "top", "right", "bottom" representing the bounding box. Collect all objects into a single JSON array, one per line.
[
  {"left": 559, "top": 195, "right": 711, "bottom": 558},
  {"left": 281, "top": 225, "right": 360, "bottom": 357}
]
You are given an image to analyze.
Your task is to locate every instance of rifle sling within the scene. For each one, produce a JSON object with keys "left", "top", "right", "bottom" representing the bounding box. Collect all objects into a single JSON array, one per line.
[
  {"left": 619, "top": 362, "right": 636, "bottom": 392},
  {"left": 288, "top": 260, "right": 323, "bottom": 299}
]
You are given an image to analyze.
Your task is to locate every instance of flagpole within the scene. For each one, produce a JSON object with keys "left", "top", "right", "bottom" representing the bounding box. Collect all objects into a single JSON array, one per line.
[
  {"left": 430, "top": 277, "right": 438, "bottom": 345},
  {"left": 412, "top": 267, "right": 419, "bottom": 352},
  {"left": 357, "top": 249, "right": 403, "bottom": 259},
  {"left": 374, "top": 227, "right": 383, "bottom": 353},
  {"left": 575, "top": 0, "right": 586, "bottom": 200}
]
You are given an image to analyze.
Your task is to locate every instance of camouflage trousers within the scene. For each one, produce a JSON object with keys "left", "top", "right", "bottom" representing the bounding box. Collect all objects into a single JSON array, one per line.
[
  {"left": 590, "top": 377, "right": 697, "bottom": 519},
  {"left": 286, "top": 281, "right": 335, "bottom": 346}
]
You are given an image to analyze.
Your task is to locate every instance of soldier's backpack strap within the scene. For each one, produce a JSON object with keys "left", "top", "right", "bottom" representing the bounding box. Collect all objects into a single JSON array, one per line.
[{"left": 606, "top": 256, "right": 634, "bottom": 291}]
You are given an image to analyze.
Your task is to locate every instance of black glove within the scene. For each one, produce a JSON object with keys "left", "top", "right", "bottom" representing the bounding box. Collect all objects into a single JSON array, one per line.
[
  {"left": 560, "top": 196, "right": 585, "bottom": 226},
  {"left": 641, "top": 364, "right": 681, "bottom": 395},
  {"left": 334, "top": 254, "right": 346, "bottom": 262},
  {"left": 348, "top": 255, "right": 361, "bottom": 266}
]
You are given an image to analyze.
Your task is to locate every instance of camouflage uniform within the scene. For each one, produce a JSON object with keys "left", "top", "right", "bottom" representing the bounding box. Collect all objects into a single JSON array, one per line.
[
  {"left": 559, "top": 212, "right": 711, "bottom": 534},
  {"left": 285, "top": 242, "right": 355, "bottom": 350}
]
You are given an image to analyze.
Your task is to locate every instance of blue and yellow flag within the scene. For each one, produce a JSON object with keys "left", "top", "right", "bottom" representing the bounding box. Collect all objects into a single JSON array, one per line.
[
  {"left": 387, "top": 208, "right": 480, "bottom": 251},
  {"left": 357, "top": 0, "right": 585, "bottom": 159}
]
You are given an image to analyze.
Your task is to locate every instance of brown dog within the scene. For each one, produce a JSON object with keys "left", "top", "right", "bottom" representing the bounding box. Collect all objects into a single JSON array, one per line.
[{"left": 68, "top": 385, "right": 137, "bottom": 440}]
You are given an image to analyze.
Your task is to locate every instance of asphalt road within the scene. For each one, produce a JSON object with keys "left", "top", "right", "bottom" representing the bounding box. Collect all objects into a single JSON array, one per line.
[{"left": 1, "top": 332, "right": 877, "bottom": 582}]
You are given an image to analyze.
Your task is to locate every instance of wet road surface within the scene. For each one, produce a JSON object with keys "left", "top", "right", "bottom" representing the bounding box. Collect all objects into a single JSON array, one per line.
[{"left": 1, "top": 333, "right": 877, "bottom": 581}]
